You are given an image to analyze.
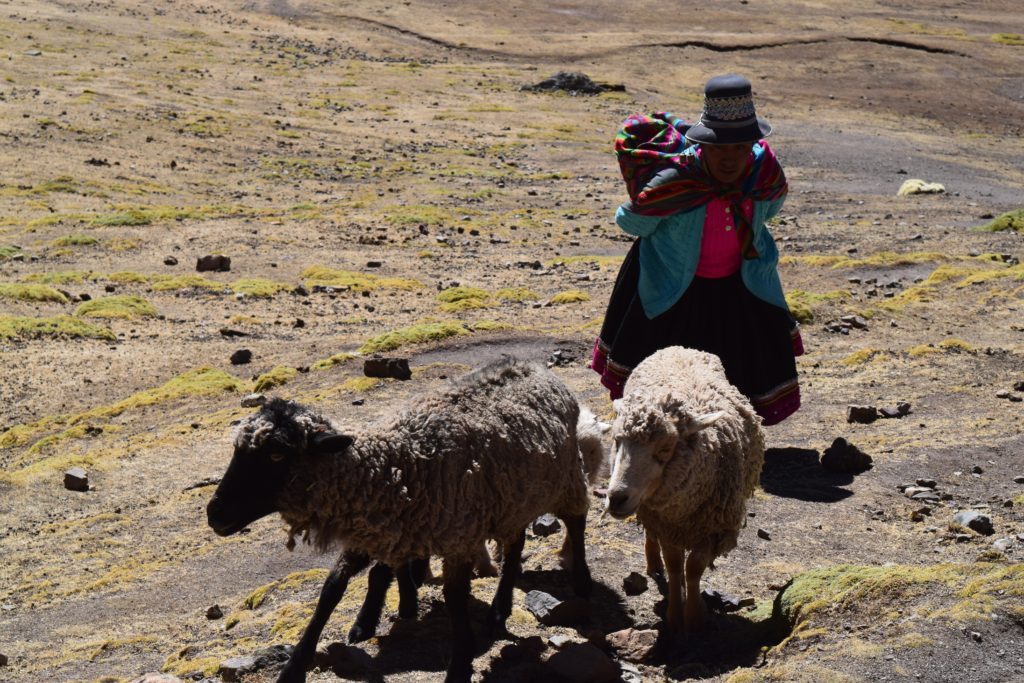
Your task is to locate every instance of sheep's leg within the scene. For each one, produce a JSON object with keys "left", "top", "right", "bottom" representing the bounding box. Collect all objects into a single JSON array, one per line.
[
  {"left": 474, "top": 541, "right": 499, "bottom": 577},
  {"left": 441, "top": 558, "right": 476, "bottom": 683},
  {"left": 683, "top": 549, "right": 710, "bottom": 633},
  {"left": 563, "top": 513, "right": 592, "bottom": 597},
  {"left": 486, "top": 530, "right": 525, "bottom": 636},
  {"left": 660, "top": 543, "right": 685, "bottom": 634},
  {"left": 397, "top": 558, "right": 427, "bottom": 619},
  {"left": 644, "top": 530, "right": 664, "bottom": 577},
  {"left": 278, "top": 550, "right": 371, "bottom": 683},
  {"left": 348, "top": 562, "right": 394, "bottom": 644}
]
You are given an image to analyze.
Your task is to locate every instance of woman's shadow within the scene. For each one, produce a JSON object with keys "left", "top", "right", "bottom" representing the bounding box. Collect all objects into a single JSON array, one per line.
[{"left": 760, "top": 444, "right": 865, "bottom": 503}]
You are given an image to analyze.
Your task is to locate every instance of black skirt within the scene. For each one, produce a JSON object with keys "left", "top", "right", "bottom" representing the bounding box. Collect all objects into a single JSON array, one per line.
[{"left": 591, "top": 240, "right": 802, "bottom": 425}]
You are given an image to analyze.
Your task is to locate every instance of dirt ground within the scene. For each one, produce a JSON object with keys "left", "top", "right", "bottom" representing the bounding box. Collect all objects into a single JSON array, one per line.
[{"left": 1, "top": 1, "right": 1023, "bottom": 682}]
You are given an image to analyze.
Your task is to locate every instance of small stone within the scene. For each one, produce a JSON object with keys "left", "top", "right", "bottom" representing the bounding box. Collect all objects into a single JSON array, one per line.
[
  {"left": 821, "top": 437, "right": 873, "bottom": 474},
  {"left": 840, "top": 314, "right": 868, "bottom": 329},
  {"left": 972, "top": 465, "right": 984, "bottom": 475},
  {"left": 0, "top": 653, "right": 8, "bottom": 667},
  {"left": 757, "top": 528, "right": 771, "bottom": 540},
  {"left": 126, "top": 674, "right": 183, "bottom": 683},
  {"left": 954, "top": 510, "right": 994, "bottom": 536},
  {"left": 995, "top": 390, "right": 1011, "bottom": 399},
  {"left": 606, "top": 628, "right": 658, "bottom": 663},
  {"left": 532, "top": 514, "right": 561, "bottom": 537},
  {"left": 955, "top": 533, "right": 973, "bottom": 543},
  {"left": 846, "top": 405, "right": 879, "bottom": 424},
  {"left": 351, "top": 398, "right": 365, "bottom": 406},
  {"left": 230, "top": 349, "right": 252, "bottom": 365},
  {"left": 916, "top": 478, "right": 937, "bottom": 488},
  {"left": 993, "top": 538, "right": 1014, "bottom": 552},
  {"left": 196, "top": 255, "right": 231, "bottom": 272},
  {"left": 240, "top": 393, "right": 265, "bottom": 408},
  {"left": 545, "top": 642, "right": 620, "bottom": 683},
  {"left": 163, "top": 256, "right": 178, "bottom": 266},
  {"left": 292, "top": 318, "right": 305, "bottom": 329},
  {"left": 206, "top": 604, "right": 223, "bottom": 620},
  {"left": 524, "top": 590, "right": 588, "bottom": 626},
  {"left": 970, "top": 631, "right": 983, "bottom": 643},
  {"left": 548, "top": 634, "right": 573, "bottom": 649},
  {"left": 1013, "top": 381, "right": 1024, "bottom": 392},
  {"left": 363, "top": 357, "right": 411, "bottom": 381},
  {"left": 701, "top": 588, "right": 746, "bottom": 612},
  {"left": 366, "top": 260, "right": 383, "bottom": 268},
  {"left": 1014, "top": 476, "right": 1024, "bottom": 484},
  {"left": 314, "top": 642, "right": 375, "bottom": 679},
  {"left": 622, "top": 572, "right": 648, "bottom": 596},
  {"left": 64, "top": 467, "right": 89, "bottom": 492},
  {"left": 218, "top": 656, "right": 257, "bottom": 682}
]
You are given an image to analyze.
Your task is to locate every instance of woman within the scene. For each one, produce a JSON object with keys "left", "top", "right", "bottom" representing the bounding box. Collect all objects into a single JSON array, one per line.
[{"left": 591, "top": 74, "right": 802, "bottom": 426}]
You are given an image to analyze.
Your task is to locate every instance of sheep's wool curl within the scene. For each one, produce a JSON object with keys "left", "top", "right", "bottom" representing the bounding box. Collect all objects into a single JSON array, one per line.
[
  {"left": 617, "top": 347, "right": 765, "bottom": 559},
  {"left": 273, "top": 357, "right": 590, "bottom": 567}
]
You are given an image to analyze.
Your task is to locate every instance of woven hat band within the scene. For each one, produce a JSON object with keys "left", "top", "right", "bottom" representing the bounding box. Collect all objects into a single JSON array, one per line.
[{"left": 703, "top": 93, "right": 756, "bottom": 122}]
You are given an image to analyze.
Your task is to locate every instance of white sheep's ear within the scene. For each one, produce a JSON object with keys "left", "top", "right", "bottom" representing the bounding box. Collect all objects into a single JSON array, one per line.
[
  {"left": 309, "top": 432, "right": 354, "bottom": 455},
  {"left": 598, "top": 421, "right": 611, "bottom": 434},
  {"left": 681, "top": 410, "right": 726, "bottom": 436}
]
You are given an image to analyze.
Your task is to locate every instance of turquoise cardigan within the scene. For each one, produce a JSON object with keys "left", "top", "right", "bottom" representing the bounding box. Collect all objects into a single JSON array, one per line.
[{"left": 615, "top": 196, "right": 788, "bottom": 319}]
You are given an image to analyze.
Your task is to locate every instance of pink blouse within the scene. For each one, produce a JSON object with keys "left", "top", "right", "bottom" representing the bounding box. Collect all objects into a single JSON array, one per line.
[{"left": 696, "top": 197, "right": 752, "bottom": 278}]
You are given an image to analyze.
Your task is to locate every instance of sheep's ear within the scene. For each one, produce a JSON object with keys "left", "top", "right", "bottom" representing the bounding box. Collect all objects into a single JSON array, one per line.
[
  {"left": 598, "top": 421, "right": 612, "bottom": 434},
  {"left": 309, "top": 432, "right": 354, "bottom": 455},
  {"left": 612, "top": 399, "right": 623, "bottom": 414},
  {"left": 681, "top": 410, "right": 726, "bottom": 436}
]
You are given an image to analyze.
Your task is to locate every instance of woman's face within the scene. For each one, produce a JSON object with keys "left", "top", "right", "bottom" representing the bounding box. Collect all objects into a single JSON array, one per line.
[{"left": 702, "top": 142, "right": 754, "bottom": 184}]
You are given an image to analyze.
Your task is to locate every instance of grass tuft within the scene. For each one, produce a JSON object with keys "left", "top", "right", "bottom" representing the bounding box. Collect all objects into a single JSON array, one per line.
[
  {"left": 0, "top": 315, "right": 114, "bottom": 341},
  {"left": 977, "top": 209, "right": 1024, "bottom": 233},
  {"left": 254, "top": 366, "right": 298, "bottom": 392},
  {"left": 359, "top": 321, "right": 470, "bottom": 354},
  {"left": 74, "top": 295, "right": 157, "bottom": 319},
  {"left": 0, "top": 283, "right": 69, "bottom": 303}
]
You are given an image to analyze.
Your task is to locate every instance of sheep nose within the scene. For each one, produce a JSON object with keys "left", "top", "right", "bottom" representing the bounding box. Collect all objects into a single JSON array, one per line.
[{"left": 607, "top": 491, "right": 631, "bottom": 517}]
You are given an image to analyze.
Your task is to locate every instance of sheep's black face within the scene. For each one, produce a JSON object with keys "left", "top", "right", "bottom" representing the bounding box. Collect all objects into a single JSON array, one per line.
[{"left": 207, "top": 439, "right": 293, "bottom": 536}]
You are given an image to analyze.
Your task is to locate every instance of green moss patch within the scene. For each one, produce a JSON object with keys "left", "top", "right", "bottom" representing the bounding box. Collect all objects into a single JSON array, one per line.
[
  {"left": 74, "top": 295, "right": 157, "bottom": 319},
  {"left": 0, "top": 245, "right": 25, "bottom": 261},
  {"left": 437, "top": 286, "right": 492, "bottom": 311},
  {"left": 51, "top": 233, "right": 99, "bottom": 247},
  {"left": 785, "top": 289, "right": 850, "bottom": 323},
  {"left": 772, "top": 563, "right": 1024, "bottom": 631},
  {"left": 254, "top": 366, "right": 298, "bottom": 392},
  {"left": 977, "top": 209, "right": 1024, "bottom": 233},
  {"left": 991, "top": 33, "right": 1024, "bottom": 46},
  {"left": 231, "top": 278, "right": 295, "bottom": 298},
  {"left": 0, "top": 283, "right": 69, "bottom": 303},
  {"left": 548, "top": 255, "right": 624, "bottom": 269},
  {"left": 150, "top": 274, "right": 223, "bottom": 292},
  {"left": 23, "top": 270, "right": 96, "bottom": 285},
  {"left": 359, "top": 321, "right": 471, "bottom": 354},
  {"left": 301, "top": 265, "right": 422, "bottom": 292},
  {"left": 0, "top": 315, "right": 114, "bottom": 341},
  {"left": 550, "top": 290, "right": 591, "bottom": 304},
  {"left": 311, "top": 352, "right": 357, "bottom": 371},
  {"left": 495, "top": 287, "right": 539, "bottom": 302}
]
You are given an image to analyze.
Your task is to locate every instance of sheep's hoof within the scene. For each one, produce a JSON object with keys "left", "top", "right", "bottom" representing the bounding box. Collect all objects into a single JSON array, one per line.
[
  {"left": 484, "top": 607, "right": 509, "bottom": 637},
  {"left": 347, "top": 622, "right": 374, "bottom": 644}
]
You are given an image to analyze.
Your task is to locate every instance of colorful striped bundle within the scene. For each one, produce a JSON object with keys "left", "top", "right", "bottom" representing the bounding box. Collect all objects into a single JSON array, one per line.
[{"left": 614, "top": 112, "right": 788, "bottom": 259}]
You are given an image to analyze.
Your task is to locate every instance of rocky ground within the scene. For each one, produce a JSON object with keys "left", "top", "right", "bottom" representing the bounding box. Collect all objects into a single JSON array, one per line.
[{"left": 1, "top": 1, "right": 1023, "bottom": 682}]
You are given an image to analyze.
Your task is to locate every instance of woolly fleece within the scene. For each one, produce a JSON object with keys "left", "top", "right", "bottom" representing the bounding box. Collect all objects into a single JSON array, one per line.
[
  {"left": 237, "top": 357, "right": 590, "bottom": 567},
  {"left": 615, "top": 346, "right": 765, "bottom": 558}
]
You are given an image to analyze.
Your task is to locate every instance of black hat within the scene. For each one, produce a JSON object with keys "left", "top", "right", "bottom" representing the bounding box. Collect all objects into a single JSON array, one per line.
[{"left": 684, "top": 74, "right": 772, "bottom": 145}]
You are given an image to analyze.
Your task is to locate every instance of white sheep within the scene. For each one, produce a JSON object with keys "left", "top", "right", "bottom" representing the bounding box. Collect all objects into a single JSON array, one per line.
[
  {"left": 207, "top": 357, "right": 593, "bottom": 683},
  {"left": 605, "top": 346, "right": 765, "bottom": 634}
]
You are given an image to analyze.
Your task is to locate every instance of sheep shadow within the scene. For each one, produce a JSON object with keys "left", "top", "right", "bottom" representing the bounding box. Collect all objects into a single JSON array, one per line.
[{"left": 760, "top": 446, "right": 855, "bottom": 502}]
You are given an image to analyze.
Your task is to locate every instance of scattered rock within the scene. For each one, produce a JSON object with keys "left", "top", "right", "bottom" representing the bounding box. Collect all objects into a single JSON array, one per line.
[
  {"left": 820, "top": 437, "right": 873, "bottom": 474},
  {"left": 163, "top": 256, "right": 178, "bottom": 266},
  {"left": 532, "top": 514, "right": 561, "bottom": 537},
  {"left": 63, "top": 467, "right": 89, "bottom": 492},
  {"left": 606, "top": 628, "right": 658, "bottom": 663},
  {"left": 84, "top": 157, "right": 110, "bottom": 166},
  {"left": 916, "top": 478, "right": 937, "bottom": 488},
  {"left": 292, "top": 318, "right": 305, "bottom": 329},
  {"left": 524, "top": 590, "right": 589, "bottom": 626},
  {"left": 547, "top": 634, "right": 574, "bottom": 649},
  {"left": 363, "top": 357, "right": 411, "bottom": 380},
  {"left": 969, "top": 631, "right": 983, "bottom": 643},
  {"left": 127, "top": 674, "right": 183, "bottom": 683},
  {"left": 366, "top": 260, "right": 383, "bottom": 268},
  {"left": 240, "top": 393, "right": 266, "bottom": 408},
  {"left": 545, "top": 642, "right": 620, "bottom": 682},
  {"left": 0, "top": 653, "right": 8, "bottom": 667},
  {"left": 1014, "top": 475, "right": 1024, "bottom": 484},
  {"left": 230, "top": 349, "right": 252, "bottom": 365},
  {"left": 992, "top": 538, "right": 1014, "bottom": 553},
  {"left": 701, "top": 588, "right": 754, "bottom": 612},
  {"left": 757, "top": 528, "right": 771, "bottom": 540},
  {"left": 972, "top": 465, "right": 984, "bottom": 475},
  {"left": 840, "top": 314, "right": 868, "bottom": 329},
  {"left": 219, "top": 328, "right": 248, "bottom": 338},
  {"left": 954, "top": 510, "right": 994, "bottom": 536},
  {"left": 196, "top": 255, "right": 231, "bottom": 272},
  {"left": 897, "top": 179, "right": 946, "bottom": 196},
  {"left": 206, "top": 604, "right": 223, "bottom": 620},
  {"left": 622, "top": 571, "right": 648, "bottom": 596},
  {"left": 846, "top": 405, "right": 879, "bottom": 424},
  {"left": 523, "top": 71, "right": 611, "bottom": 95},
  {"left": 219, "top": 651, "right": 292, "bottom": 679}
]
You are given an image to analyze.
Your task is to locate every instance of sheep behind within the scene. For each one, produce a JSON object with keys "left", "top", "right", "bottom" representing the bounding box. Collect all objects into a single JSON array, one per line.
[{"left": 605, "top": 346, "right": 765, "bottom": 634}]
